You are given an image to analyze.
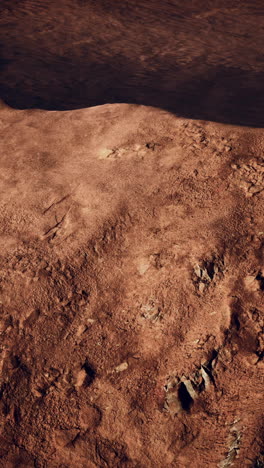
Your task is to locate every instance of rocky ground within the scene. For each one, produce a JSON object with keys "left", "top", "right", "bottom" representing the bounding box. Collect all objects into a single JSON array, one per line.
[{"left": 0, "top": 101, "right": 263, "bottom": 467}]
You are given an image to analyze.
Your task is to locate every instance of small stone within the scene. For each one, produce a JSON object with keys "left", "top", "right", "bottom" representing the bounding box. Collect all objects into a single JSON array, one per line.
[
  {"left": 114, "top": 362, "right": 128, "bottom": 372},
  {"left": 248, "top": 185, "right": 263, "bottom": 195},
  {"left": 244, "top": 275, "right": 259, "bottom": 291},
  {"left": 194, "top": 264, "right": 202, "bottom": 277},
  {"left": 55, "top": 429, "right": 79, "bottom": 447},
  {"left": 98, "top": 148, "right": 113, "bottom": 159},
  {"left": 137, "top": 259, "right": 150, "bottom": 275},
  {"left": 75, "top": 368, "right": 87, "bottom": 387},
  {"left": 87, "top": 318, "right": 95, "bottom": 324},
  {"left": 32, "top": 388, "right": 43, "bottom": 398},
  {"left": 76, "top": 324, "right": 87, "bottom": 336},
  {"left": 201, "top": 367, "right": 211, "bottom": 389},
  {"left": 181, "top": 377, "right": 197, "bottom": 400}
]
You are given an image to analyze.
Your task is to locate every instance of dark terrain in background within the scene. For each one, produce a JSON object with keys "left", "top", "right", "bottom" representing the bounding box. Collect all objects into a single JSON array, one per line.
[{"left": 1, "top": 0, "right": 264, "bottom": 126}]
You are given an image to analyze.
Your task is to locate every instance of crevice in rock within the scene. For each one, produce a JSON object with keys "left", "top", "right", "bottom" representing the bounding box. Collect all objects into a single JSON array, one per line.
[{"left": 178, "top": 382, "right": 194, "bottom": 412}]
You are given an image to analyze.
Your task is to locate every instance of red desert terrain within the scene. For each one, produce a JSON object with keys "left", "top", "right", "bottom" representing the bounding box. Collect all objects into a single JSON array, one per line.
[{"left": 0, "top": 1, "right": 264, "bottom": 467}]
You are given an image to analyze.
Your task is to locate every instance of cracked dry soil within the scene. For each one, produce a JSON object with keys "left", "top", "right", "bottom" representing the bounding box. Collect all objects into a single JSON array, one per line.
[{"left": 0, "top": 102, "right": 263, "bottom": 467}]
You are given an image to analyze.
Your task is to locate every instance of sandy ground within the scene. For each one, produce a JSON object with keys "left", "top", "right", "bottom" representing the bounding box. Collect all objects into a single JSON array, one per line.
[{"left": 0, "top": 101, "right": 263, "bottom": 467}]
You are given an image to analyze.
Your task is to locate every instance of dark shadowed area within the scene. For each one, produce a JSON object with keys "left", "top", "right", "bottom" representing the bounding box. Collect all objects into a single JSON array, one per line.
[{"left": 1, "top": 0, "right": 264, "bottom": 126}]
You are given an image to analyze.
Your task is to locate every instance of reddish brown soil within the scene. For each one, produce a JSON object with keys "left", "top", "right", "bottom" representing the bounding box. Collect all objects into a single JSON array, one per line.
[{"left": 0, "top": 101, "right": 263, "bottom": 467}]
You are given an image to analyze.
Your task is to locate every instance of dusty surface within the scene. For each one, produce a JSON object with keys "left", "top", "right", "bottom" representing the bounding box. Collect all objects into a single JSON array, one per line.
[{"left": 0, "top": 101, "right": 263, "bottom": 467}]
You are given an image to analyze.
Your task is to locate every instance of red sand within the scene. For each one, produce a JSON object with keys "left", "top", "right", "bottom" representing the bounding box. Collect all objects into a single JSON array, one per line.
[{"left": 0, "top": 102, "right": 263, "bottom": 466}]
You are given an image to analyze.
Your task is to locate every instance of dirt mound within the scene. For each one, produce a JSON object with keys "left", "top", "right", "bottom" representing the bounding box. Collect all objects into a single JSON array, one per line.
[{"left": 0, "top": 102, "right": 263, "bottom": 466}]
